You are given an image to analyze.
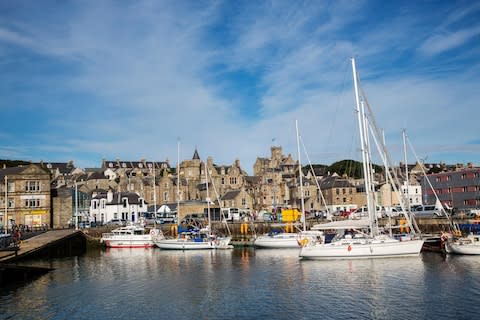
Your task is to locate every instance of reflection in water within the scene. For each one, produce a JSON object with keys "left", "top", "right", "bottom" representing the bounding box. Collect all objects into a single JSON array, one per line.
[{"left": 1, "top": 250, "right": 479, "bottom": 320}]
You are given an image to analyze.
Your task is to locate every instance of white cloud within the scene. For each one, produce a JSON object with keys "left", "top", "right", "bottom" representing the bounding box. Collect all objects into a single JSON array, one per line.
[
  {"left": 0, "top": 0, "right": 479, "bottom": 172},
  {"left": 419, "top": 26, "right": 480, "bottom": 56}
]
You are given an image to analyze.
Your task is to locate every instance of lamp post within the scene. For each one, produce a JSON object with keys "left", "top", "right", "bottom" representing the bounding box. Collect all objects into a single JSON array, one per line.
[
  {"left": 4, "top": 176, "right": 7, "bottom": 234},
  {"left": 75, "top": 180, "right": 78, "bottom": 230}
]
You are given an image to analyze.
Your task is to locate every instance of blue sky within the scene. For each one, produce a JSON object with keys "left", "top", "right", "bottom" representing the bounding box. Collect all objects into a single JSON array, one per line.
[{"left": 1, "top": 0, "right": 479, "bottom": 174}]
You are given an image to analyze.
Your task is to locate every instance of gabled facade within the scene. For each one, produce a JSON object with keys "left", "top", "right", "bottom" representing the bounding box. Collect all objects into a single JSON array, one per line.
[
  {"left": 0, "top": 164, "right": 51, "bottom": 230},
  {"left": 89, "top": 190, "right": 148, "bottom": 224}
]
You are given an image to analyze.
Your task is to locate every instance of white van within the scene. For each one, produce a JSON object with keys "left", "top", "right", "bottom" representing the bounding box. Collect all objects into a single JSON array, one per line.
[{"left": 413, "top": 205, "right": 443, "bottom": 217}]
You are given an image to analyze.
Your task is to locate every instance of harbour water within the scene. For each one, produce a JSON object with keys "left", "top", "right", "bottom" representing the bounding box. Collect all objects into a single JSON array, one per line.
[{"left": 1, "top": 248, "right": 479, "bottom": 320}]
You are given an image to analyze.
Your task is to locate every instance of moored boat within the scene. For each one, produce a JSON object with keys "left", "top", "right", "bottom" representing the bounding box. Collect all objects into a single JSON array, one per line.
[
  {"left": 444, "top": 233, "right": 480, "bottom": 255},
  {"left": 100, "top": 225, "right": 158, "bottom": 248},
  {"left": 154, "top": 227, "right": 232, "bottom": 250},
  {"left": 299, "top": 58, "right": 424, "bottom": 260}
]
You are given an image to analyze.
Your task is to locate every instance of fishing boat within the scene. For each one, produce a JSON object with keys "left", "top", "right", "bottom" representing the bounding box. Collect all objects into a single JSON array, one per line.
[
  {"left": 299, "top": 58, "right": 424, "bottom": 260},
  {"left": 100, "top": 225, "right": 158, "bottom": 248}
]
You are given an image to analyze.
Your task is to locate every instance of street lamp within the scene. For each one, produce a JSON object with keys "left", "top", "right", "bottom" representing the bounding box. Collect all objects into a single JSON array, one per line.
[
  {"left": 3, "top": 176, "right": 7, "bottom": 234},
  {"left": 75, "top": 180, "right": 78, "bottom": 230}
]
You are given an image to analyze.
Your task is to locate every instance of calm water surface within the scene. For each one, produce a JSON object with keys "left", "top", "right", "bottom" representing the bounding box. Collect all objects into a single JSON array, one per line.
[{"left": 1, "top": 248, "right": 479, "bottom": 320}]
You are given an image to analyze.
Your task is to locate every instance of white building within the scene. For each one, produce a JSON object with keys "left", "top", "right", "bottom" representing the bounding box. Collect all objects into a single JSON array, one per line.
[
  {"left": 400, "top": 182, "right": 422, "bottom": 207},
  {"left": 89, "top": 189, "right": 148, "bottom": 224}
]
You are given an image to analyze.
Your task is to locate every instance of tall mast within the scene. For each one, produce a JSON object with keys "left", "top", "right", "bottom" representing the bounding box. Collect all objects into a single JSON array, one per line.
[
  {"left": 352, "top": 58, "right": 375, "bottom": 236},
  {"left": 4, "top": 176, "right": 7, "bottom": 234},
  {"left": 204, "top": 161, "right": 212, "bottom": 234},
  {"left": 153, "top": 162, "right": 157, "bottom": 215},
  {"left": 296, "top": 120, "right": 306, "bottom": 232},
  {"left": 402, "top": 129, "right": 411, "bottom": 212},
  {"left": 176, "top": 140, "right": 180, "bottom": 226}
]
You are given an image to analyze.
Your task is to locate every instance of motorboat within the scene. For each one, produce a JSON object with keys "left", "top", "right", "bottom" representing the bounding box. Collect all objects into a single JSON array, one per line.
[{"left": 100, "top": 225, "right": 158, "bottom": 248}]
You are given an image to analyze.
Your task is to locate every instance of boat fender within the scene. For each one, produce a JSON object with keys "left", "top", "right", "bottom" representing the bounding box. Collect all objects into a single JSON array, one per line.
[
  {"left": 347, "top": 245, "right": 352, "bottom": 252},
  {"left": 298, "top": 238, "right": 309, "bottom": 247},
  {"left": 440, "top": 233, "right": 449, "bottom": 242}
]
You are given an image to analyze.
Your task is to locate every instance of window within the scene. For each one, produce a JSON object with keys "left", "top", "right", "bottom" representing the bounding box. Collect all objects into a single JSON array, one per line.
[
  {"left": 163, "top": 192, "right": 169, "bottom": 201},
  {"left": 447, "top": 175, "right": 451, "bottom": 181},
  {"left": 463, "top": 187, "right": 468, "bottom": 192},
  {"left": 241, "top": 198, "right": 246, "bottom": 206},
  {"left": 25, "top": 199, "right": 40, "bottom": 208},
  {"left": 7, "top": 182, "right": 14, "bottom": 192},
  {"left": 221, "top": 178, "right": 225, "bottom": 185},
  {"left": 230, "top": 177, "right": 237, "bottom": 184},
  {"left": 122, "top": 199, "right": 128, "bottom": 208},
  {"left": 7, "top": 198, "right": 14, "bottom": 208},
  {"left": 461, "top": 173, "right": 467, "bottom": 179},
  {"left": 26, "top": 181, "right": 40, "bottom": 192}
]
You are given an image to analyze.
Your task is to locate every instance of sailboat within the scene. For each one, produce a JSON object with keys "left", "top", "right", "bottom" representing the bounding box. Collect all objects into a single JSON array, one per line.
[
  {"left": 254, "top": 121, "right": 322, "bottom": 249},
  {"left": 299, "top": 58, "right": 424, "bottom": 260},
  {"left": 154, "top": 146, "right": 231, "bottom": 250}
]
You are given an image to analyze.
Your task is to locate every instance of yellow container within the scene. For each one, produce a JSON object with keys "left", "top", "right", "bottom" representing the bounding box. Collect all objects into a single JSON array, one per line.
[{"left": 280, "top": 209, "right": 301, "bottom": 222}]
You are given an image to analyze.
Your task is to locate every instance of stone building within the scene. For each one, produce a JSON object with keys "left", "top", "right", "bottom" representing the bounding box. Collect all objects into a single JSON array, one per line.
[
  {"left": 250, "top": 146, "right": 297, "bottom": 211},
  {"left": 0, "top": 164, "right": 51, "bottom": 230},
  {"left": 318, "top": 174, "right": 359, "bottom": 213}
]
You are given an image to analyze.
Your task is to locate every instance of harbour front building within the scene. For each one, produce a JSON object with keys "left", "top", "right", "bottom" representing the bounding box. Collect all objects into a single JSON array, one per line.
[
  {"left": 421, "top": 165, "right": 480, "bottom": 212},
  {"left": 0, "top": 164, "right": 51, "bottom": 231},
  {"left": 89, "top": 189, "right": 148, "bottom": 224}
]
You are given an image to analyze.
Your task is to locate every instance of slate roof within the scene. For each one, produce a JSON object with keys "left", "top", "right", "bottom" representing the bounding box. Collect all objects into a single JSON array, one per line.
[{"left": 221, "top": 190, "right": 241, "bottom": 201}]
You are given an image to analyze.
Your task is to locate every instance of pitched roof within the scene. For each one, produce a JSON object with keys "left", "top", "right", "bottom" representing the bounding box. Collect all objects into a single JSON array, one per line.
[{"left": 221, "top": 190, "right": 241, "bottom": 200}]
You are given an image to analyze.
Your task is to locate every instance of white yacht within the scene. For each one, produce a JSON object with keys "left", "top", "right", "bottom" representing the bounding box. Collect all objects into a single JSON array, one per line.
[
  {"left": 100, "top": 225, "right": 158, "bottom": 248},
  {"left": 444, "top": 233, "right": 480, "bottom": 255},
  {"left": 299, "top": 58, "right": 424, "bottom": 260}
]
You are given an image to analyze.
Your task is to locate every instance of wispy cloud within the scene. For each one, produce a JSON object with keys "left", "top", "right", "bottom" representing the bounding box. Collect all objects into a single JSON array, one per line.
[{"left": 0, "top": 0, "right": 479, "bottom": 171}]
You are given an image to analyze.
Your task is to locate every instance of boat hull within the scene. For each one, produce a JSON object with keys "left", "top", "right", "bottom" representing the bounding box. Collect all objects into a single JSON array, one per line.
[
  {"left": 445, "top": 242, "right": 480, "bottom": 255},
  {"left": 299, "top": 239, "right": 424, "bottom": 260},
  {"left": 155, "top": 236, "right": 232, "bottom": 250},
  {"left": 254, "top": 234, "right": 300, "bottom": 249},
  {"left": 103, "top": 238, "right": 155, "bottom": 249},
  {"left": 154, "top": 239, "right": 214, "bottom": 250}
]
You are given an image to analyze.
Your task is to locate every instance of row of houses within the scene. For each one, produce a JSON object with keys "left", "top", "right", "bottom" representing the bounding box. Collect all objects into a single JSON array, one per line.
[{"left": 1, "top": 146, "right": 479, "bottom": 230}]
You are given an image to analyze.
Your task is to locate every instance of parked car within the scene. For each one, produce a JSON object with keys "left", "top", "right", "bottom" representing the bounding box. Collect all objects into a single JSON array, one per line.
[
  {"left": 413, "top": 205, "right": 443, "bottom": 217},
  {"left": 351, "top": 206, "right": 382, "bottom": 218},
  {"left": 106, "top": 219, "right": 127, "bottom": 226}
]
